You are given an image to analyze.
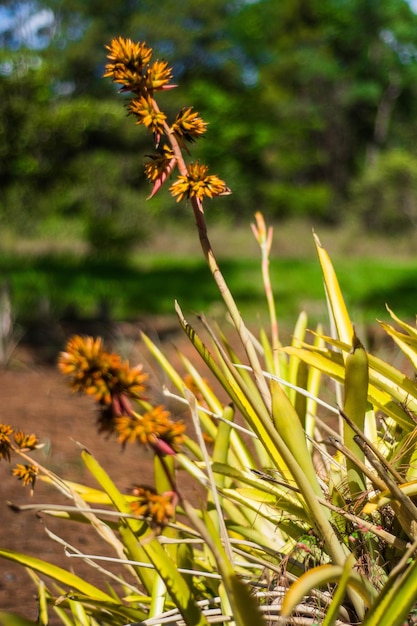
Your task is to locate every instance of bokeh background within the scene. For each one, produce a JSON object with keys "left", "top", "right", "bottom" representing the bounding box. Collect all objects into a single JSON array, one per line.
[{"left": 2, "top": 0, "right": 417, "bottom": 342}]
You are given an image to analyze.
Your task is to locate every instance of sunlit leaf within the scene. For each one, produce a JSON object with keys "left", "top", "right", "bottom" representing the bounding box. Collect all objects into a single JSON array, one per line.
[
  {"left": 281, "top": 563, "right": 374, "bottom": 618},
  {"left": 0, "top": 549, "right": 116, "bottom": 603},
  {"left": 361, "top": 557, "right": 417, "bottom": 626},
  {"left": 82, "top": 450, "right": 209, "bottom": 626},
  {"left": 313, "top": 232, "right": 353, "bottom": 346}
]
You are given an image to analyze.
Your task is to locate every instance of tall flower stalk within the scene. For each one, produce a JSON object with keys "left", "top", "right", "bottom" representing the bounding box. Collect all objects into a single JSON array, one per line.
[
  {"left": 103, "top": 42, "right": 365, "bottom": 616},
  {"left": 104, "top": 36, "right": 271, "bottom": 410}
]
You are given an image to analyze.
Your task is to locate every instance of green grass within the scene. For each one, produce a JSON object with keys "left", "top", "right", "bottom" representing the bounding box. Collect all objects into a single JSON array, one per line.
[{"left": 1, "top": 250, "right": 416, "bottom": 329}]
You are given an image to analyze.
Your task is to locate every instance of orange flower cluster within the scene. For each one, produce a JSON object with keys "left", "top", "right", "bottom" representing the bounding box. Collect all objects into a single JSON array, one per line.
[
  {"left": 13, "top": 463, "right": 39, "bottom": 489},
  {"left": 144, "top": 146, "right": 177, "bottom": 199},
  {"left": 114, "top": 406, "right": 185, "bottom": 456},
  {"left": 172, "top": 107, "right": 208, "bottom": 148},
  {"left": 170, "top": 162, "right": 231, "bottom": 202},
  {"left": 104, "top": 37, "right": 171, "bottom": 94},
  {"left": 0, "top": 423, "right": 13, "bottom": 461},
  {"left": 129, "top": 95, "right": 167, "bottom": 141},
  {"left": 58, "top": 336, "right": 186, "bottom": 455},
  {"left": 14, "top": 430, "right": 41, "bottom": 451},
  {"left": 58, "top": 335, "right": 148, "bottom": 407},
  {"left": 0, "top": 423, "right": 40, "bottom": 490},
  {"left": 0, "top": 423, "right": 39, "bottom": 462},
  {"left": 104, "top": 36, "right": 229, "bottom": 203},
  {"left": 130, "top": 486, "right": 176, "bottom": 528}
]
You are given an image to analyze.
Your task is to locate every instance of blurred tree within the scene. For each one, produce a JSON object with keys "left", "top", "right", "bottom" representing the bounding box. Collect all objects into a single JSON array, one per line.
[
  {"left": 2, "top": 0, "right": 417, "bottom": 239},
  {"left": 230, "top": 0, "right": 417, "bottom": 220},
  {"left": 350, "top": 148, "right": 417, "bottom": 232},
  {"left": 0, "top": 50, "right": 153, "bottom": 254}
]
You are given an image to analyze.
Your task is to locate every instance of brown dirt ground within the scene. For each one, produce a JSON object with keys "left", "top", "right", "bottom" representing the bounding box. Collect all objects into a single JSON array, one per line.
[{"left": 0, "top": 321, "right": 216, "bottom": 623}]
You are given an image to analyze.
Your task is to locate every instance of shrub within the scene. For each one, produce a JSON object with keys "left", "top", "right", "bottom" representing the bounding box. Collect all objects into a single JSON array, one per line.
[
  {"left": 350, "top": 148, "right": 417, "bottom": 232},
  {"left": 262, "top": 180, "right": 333, "bottom": 221}
]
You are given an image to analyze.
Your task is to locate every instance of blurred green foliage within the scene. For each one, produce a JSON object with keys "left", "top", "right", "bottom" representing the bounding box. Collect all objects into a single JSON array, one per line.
[
  {"left": 350, "top": 149, "right": 417, "bottom": 232},
  {"left": 2, "top": 250, "right": 417, "bottom": 327},
  {"left": 2, "top": 0, "right": 417, "bottom": 253}
]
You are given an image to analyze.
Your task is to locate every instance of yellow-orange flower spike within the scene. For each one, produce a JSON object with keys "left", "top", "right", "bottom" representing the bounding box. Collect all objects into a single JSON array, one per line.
[
  {"left": 14, "top": 431, "right": 39, "bottom": 451},
  {"left": 0, "top": 423, "right": 13, "bottom": 461},
  {"left": 144, "top": 60, "right": 174, "bottom": 92},
  {"left": 172, "top": 107, "right": 208, "bottom": 145},
  {"left": 13, "top": 463, "right": 39, "bottom": 489},
  {"left": 129, "top": 95, "right": 167, "bottom": 136},
  {"left": 144, "top": 146, "right": 177, "bottom": 198},
  {"left": 104, "top": 36, "right": 153, "bottom": 92},
  {"left": 130, "top": 486, "right": 175, "bottom": 528},
  {"left": 170, "top": 162, "right": 230, "bottom": 203},
  {"left": 58, "top": 335, "right": 148, "bottom": 406},
  {"left": 114, "top": 406, "right": 185, "bottom": 455}
]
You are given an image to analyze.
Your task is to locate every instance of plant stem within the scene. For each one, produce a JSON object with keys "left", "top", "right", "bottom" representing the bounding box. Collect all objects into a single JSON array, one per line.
[
  {"left": 163, "top": 116, "right": 272, "bottom": 411},
  {"left": 252, "top": 212, "right": 281, "bottom": 377}
]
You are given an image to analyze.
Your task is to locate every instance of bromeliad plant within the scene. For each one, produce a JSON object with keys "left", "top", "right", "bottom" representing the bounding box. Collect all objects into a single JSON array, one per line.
[{"left": 2, "top": 36, "right": 417, "bottom": 626}]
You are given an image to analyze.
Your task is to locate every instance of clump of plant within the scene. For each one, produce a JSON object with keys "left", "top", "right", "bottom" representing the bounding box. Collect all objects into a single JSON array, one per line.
[{"left": 2, "top": 36, "right": 417, "bottom": 626}]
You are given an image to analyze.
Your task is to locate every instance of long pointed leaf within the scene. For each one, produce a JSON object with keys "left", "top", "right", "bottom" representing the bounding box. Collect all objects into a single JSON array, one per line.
[
  {"left": 81, "top": 450, "right": 209, "bottom": 626},
  {"left": 283, "top": 345, "right": 414, "bottom": 430},
  {"left": 314, "top": 232, "right": 353, "bottom": 346},
  {"left": 281, "top": 563, "right": 374, "bottom": 618},
  {"left": 0, "top": 549, "right": 116, "bottom": 603},
  {"left": 81, "top": 449, "right": 156, "bottom": 593},
  {"left": 362, "top": 557, "right": 417, "bottom": 626}
]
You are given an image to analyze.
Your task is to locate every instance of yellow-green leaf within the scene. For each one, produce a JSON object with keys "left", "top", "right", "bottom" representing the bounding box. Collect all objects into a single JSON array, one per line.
[
  {"left": 226, "top": 574, "right": 266, "bottom": 626},
  {"left": 281, "top": 563, "right": 374, "bottom": 618},
  {"left": 0, "top": 549, "right": 116, "bottom": 603},
  {"left": 361, "top": 557, "right": 417, "bottom": 626},
  {"left": 314, "top": 232, "right": 353, "bottom": 346}
]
